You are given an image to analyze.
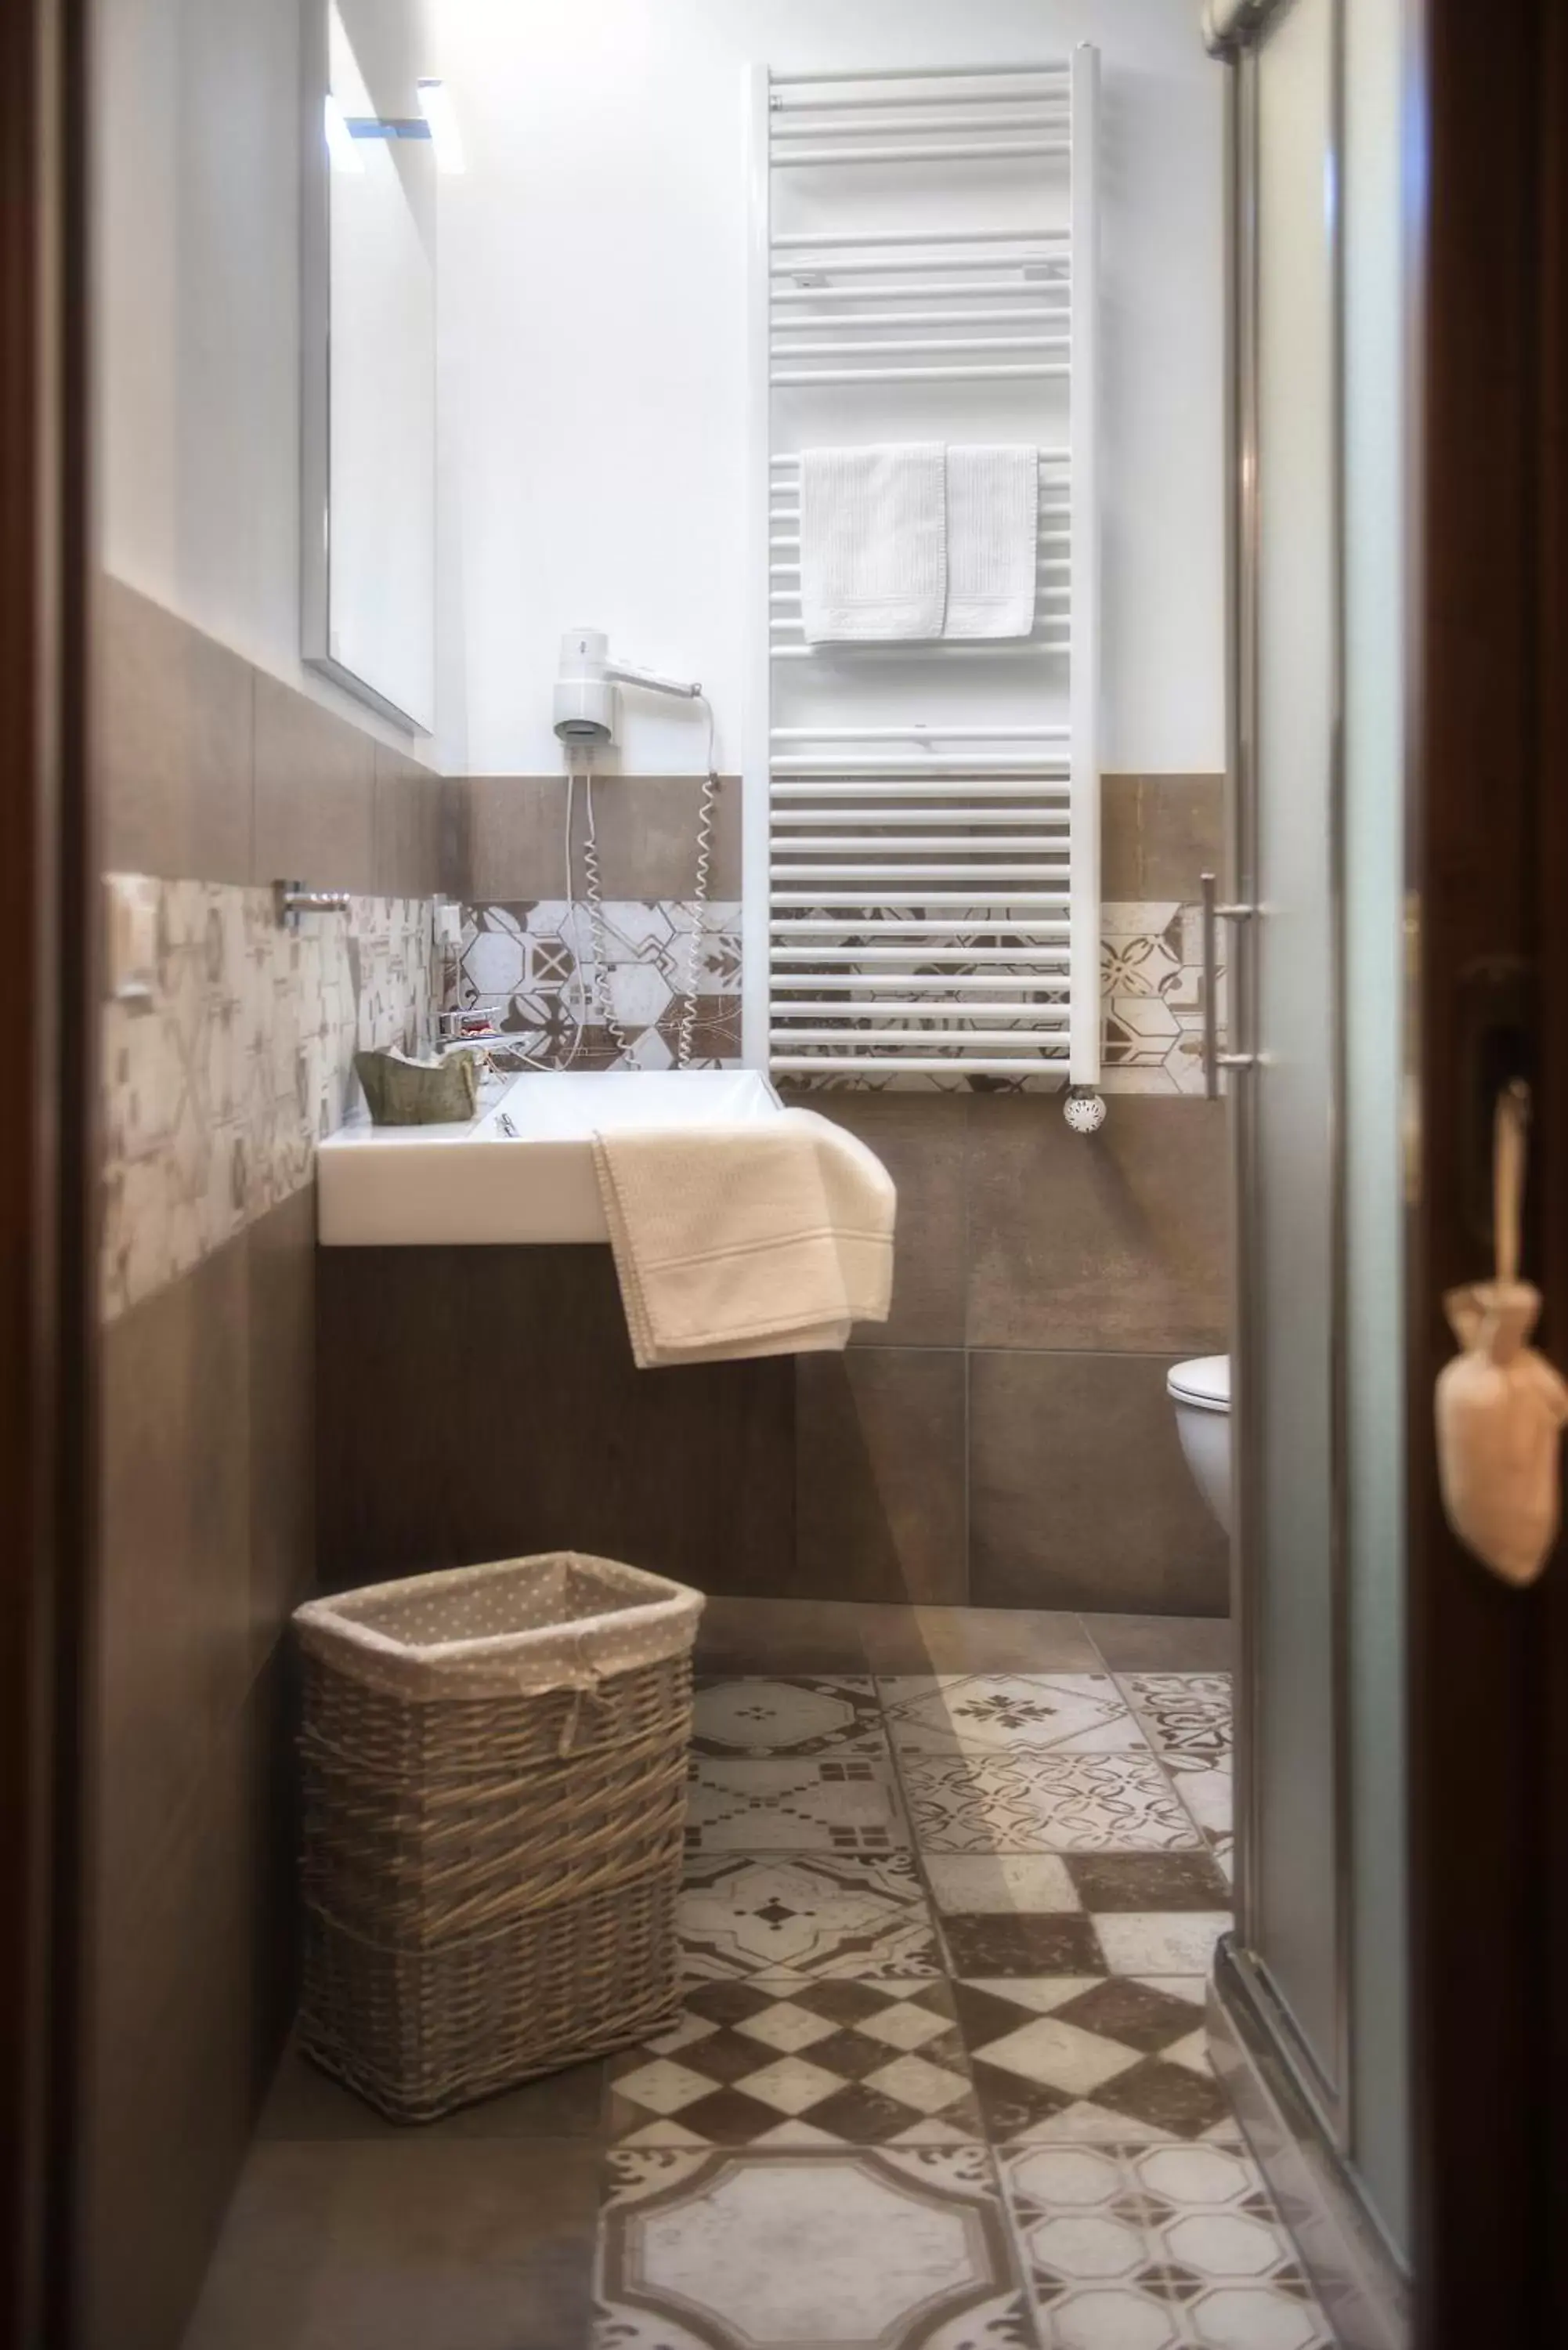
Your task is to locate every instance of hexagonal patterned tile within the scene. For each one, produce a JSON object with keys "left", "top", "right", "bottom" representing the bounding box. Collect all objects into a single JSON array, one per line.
[{"left": 1001, "top": 2140, "right": 1335, "bottom": 2347}]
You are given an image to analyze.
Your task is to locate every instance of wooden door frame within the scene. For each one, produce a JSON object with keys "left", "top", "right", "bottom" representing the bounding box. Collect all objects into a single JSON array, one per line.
[
  {"left": 0, "top": 0, "right": 92, "bottom": 2340},
  {"left": 1408, "top": 0, "right": 1568, "bottom": 2343}
]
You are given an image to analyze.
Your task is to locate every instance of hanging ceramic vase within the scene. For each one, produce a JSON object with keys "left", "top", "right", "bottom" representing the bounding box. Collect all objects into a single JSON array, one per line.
[{"left": 1435, "top": 1079, "right": 1568, "bottom": 1587}]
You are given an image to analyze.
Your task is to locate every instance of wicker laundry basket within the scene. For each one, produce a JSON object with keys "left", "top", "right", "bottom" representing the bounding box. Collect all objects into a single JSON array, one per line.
[{"left": 293, "top": 1552, "right": 703, "bottom": 2122}]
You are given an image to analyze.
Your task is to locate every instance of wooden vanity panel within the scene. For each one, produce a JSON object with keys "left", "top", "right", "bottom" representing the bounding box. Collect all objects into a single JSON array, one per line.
[{"left": 316, "top": 1242, "right": 795, "bottom": 1596}]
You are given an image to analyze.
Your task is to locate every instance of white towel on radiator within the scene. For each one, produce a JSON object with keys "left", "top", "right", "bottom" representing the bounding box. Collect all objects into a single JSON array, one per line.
[
  {"left": 944, "top": 444, "right": 1039, "bottom": 638},
  {"left": 799, "top": 443, "right": 947, "bottom": 643}
]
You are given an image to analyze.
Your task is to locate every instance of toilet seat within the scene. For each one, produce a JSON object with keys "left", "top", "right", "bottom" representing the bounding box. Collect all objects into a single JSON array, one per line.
[{"left": 1167, "top": 1354, "right": 1230, "bottom": 1414}]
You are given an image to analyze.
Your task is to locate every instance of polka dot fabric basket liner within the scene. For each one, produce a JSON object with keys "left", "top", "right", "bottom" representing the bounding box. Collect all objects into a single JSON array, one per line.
[{"left": 294, "top": 1551, "right": 704, "bottom": 1705}]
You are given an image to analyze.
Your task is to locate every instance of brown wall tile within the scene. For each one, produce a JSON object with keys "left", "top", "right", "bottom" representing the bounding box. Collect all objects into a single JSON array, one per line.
[
  {"left": 1101, "top": 775, "right": 1142, "bottom": 897},
  {"left": 454, "top": 772, "right": 743, "bottom": 902},
  {"left": 248, "top": 1187, "right": 317, "bottom": 1668},
  {"left": 82, "top": 1657, "right": 296, "bottom": 2350},
  {"left": 96, "top": 574, "right": 255, "bottom": 882},
  {"left": 97, "top": 574, "right": 436, "bottom": 897},
  {"left": 456, "top": 776, "right": 562, "bottom": 900},
  {"left": 966, "top": 1094, "right": 1230, "bottom": 1354},
  {"left": 576, "top": 773, "right": 742, "bottom": 899},
  {"left": 96, "top": 1197, "right": 313, "bottom": 1989},
  {"left": 1137, "top": 774, "right": 1225, "bottom": 898},
  {"left": 440, "top": 776, "right": 471, "bottom": 897},
  {"left": 1098, "top": 773, "right": 1225, "bottom": 901},
  {"left": 253, "top": 671, "right": 377, "bottom": 891},
  {"left": 372, "top": 742, "right": 446, "bottom": 896},
  {"left": 785, "top": 1089, "right": 968, "bottom": 1348},
  {"left": 97, "top": 1228, "right": 257, "bottom": 1928},
  {"left": 88, "top": 1195, "right": 315, "bottom": 2350},
  {"left": 970, "top": 1350, "right": 1228, "bottom": 1614},
  {"left": 795, "top": 1349, "right": 967, "bottom": 1603}
]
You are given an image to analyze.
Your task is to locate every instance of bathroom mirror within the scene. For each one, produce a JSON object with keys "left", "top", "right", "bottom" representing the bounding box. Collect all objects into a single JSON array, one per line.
[{"left": 302, "top": 0, "right": 437, "bottom": 732}]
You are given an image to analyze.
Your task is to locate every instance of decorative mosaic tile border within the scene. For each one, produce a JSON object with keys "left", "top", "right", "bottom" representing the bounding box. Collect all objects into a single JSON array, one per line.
[
  {"left": 456, "top": 899, "right": 742, "bottom": 1072},
  {"left": 102, "top": 882, "right": 1218, "bottom": 1321},
  {"left": 100, "top": 878, "right": 439, "bottom": 1322},
  {"left": 454, "top": 895, "right": 1219, "bottom": 1095},
  {"left": 1101, "top": 900, "right": 1222, "bottom": 1097}
]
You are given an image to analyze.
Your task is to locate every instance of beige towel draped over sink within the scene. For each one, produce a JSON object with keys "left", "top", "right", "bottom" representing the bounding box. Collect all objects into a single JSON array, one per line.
[{"left": 591, "top": 1109, "right": 896, "bottom": 1369}]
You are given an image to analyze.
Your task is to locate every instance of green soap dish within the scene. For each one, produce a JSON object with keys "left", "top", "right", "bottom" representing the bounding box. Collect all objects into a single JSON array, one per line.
[{"left": 354, "top": 1048, "right": 481, "bottom": 1126}]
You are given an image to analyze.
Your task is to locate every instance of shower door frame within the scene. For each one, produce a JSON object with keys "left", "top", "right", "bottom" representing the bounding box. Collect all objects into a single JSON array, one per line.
[
  {"left": 1210, "top": 0, "right": 1389, "bottom": 2329},
  {"left": 1223, "top": 0, "right": 1354, "bottom": 2138}
]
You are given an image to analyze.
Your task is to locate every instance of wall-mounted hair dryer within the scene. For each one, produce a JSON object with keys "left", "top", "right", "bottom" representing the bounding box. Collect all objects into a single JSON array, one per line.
[{"left": 552, "top": 627, "right": 703, "bottom": 747}]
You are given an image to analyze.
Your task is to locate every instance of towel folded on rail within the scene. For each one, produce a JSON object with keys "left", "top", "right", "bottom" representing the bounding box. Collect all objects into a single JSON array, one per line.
[
  {"left": 799, "top": 443, "right": 947, "bottom": 642},
  {"left": 798, "top": 443, "right": 1039, "bottom": 643},
  {"left": 944, "top": 444, "right": 1039, "bottom": 638},
  {"left": 591, "top": 1110, "right": 896, "bottom": 1368}
]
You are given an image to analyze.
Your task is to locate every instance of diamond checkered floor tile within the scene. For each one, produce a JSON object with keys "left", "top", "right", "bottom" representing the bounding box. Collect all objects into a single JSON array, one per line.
[
  {"left": 607, "top": 1977, "right": 981, "bottom": 2146},
  {"left": 952, "top": 1975, "right": 1237, "bottom": 2144}
]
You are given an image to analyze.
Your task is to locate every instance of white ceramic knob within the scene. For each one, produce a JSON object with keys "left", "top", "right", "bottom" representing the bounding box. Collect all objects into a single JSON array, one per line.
[{"left": 1064, "top": 1087, "right": 1107, "bottom": 1134}]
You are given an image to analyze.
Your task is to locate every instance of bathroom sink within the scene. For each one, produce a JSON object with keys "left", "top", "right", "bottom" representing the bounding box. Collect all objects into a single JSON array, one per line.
[{"left": 316, "top": 1067, "right": 783, "bottom": 1246}]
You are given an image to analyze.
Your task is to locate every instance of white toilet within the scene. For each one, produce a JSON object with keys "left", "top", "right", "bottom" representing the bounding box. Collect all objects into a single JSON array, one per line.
[{"left": 1168, "top": 1354, "right": 1231, "bottom": 1534}]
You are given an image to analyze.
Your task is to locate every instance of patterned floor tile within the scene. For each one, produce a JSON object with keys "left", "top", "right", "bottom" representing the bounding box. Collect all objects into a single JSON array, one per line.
[
  {"left": 955, "top": 1979, "right": 1237, "bottom": 2145},
  {"left": 1120, "top": 1676, "right": 1232, "bottom": 1770},
  {"left": 1122, "top": 1674, "right": 1234, "bottom": 1853},
  {"left": 1093, "top": 1914, "right": 1230, "bottom": 1978},
  {"left": 924, "top": 1854, "right": 1083, "bottom": 1914},
  {"left": 1064, "top": 1853, "right": 1232, "bottom": 1913},
  {"left": 938, "top": 1852, "right": 1232, "bottom": 1977},
  {"left": 692, "top": 1676, "right": 887, "bottom": 1758},
  {"left": 902, "top": 1749, "right": 1201, "bottom": 1855},
  {"left": 594, "top": 2146, "right": 1031, "bottom": 2349},
  {"left": 1003, "top": 2139, "right": 1334, "bottom": 2347},
  {"left": 607, "top": 1978, "right": 982, "bottom": 2146},
  {"left": 686, "top": 1757, "right": 909, "bottom": 1854},
  {"left": 1054, "top": 1854, "right": 1233, "bottom": 1980},
  {"left": 882, "top": 1675, "right": 1137, "bottom": 1759},
  {"left": 941, "top": 1914, "right": 1106, "bottom": 1979},
  {"left": 678, "top": 1853, "right": 941, "bottom": 1983}
]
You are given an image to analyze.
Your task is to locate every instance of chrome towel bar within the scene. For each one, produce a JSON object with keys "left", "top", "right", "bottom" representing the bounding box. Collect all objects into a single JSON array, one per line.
[{"left": 274, "top": 881, "right": 352, "bottom": 929}]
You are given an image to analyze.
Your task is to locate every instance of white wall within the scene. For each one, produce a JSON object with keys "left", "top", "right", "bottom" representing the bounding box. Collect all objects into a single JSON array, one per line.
[
  {"left": 438, "top": 0, "right": 1226, "bottom": 776},
  {"left": 95, "top": 0, "right": 456, "bottom": 764}
]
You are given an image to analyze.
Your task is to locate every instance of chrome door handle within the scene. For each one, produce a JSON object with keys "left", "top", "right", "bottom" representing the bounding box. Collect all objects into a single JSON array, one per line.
[{"left": 1200, "top": 872, "right": 1256, "bottom": 1099}]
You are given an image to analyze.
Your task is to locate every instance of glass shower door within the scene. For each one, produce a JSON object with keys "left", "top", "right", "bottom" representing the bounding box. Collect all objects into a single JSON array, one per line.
[
  {"left": 1233, "top": 0, "right": 1346, "bottom": 2123},
  {"left": 1219, "top": 0, "right": 1413, "bottom": 2312}
]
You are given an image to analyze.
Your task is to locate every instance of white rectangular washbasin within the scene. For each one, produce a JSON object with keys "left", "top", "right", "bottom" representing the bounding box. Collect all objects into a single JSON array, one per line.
[{"left": 316, "top": 1067, "right": 784, "bottom": 1246}]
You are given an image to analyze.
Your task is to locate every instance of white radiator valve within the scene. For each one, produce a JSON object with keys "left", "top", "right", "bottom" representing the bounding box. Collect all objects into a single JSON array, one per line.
[{"left": 1064, "top": 1087, "right": 1107, "bottom": 1134}]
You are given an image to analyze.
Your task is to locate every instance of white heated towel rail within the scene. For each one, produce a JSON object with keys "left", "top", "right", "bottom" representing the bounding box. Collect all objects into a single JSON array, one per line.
[{"left": 742, "top": 49, "right": 1102, "bottom": 1112}]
